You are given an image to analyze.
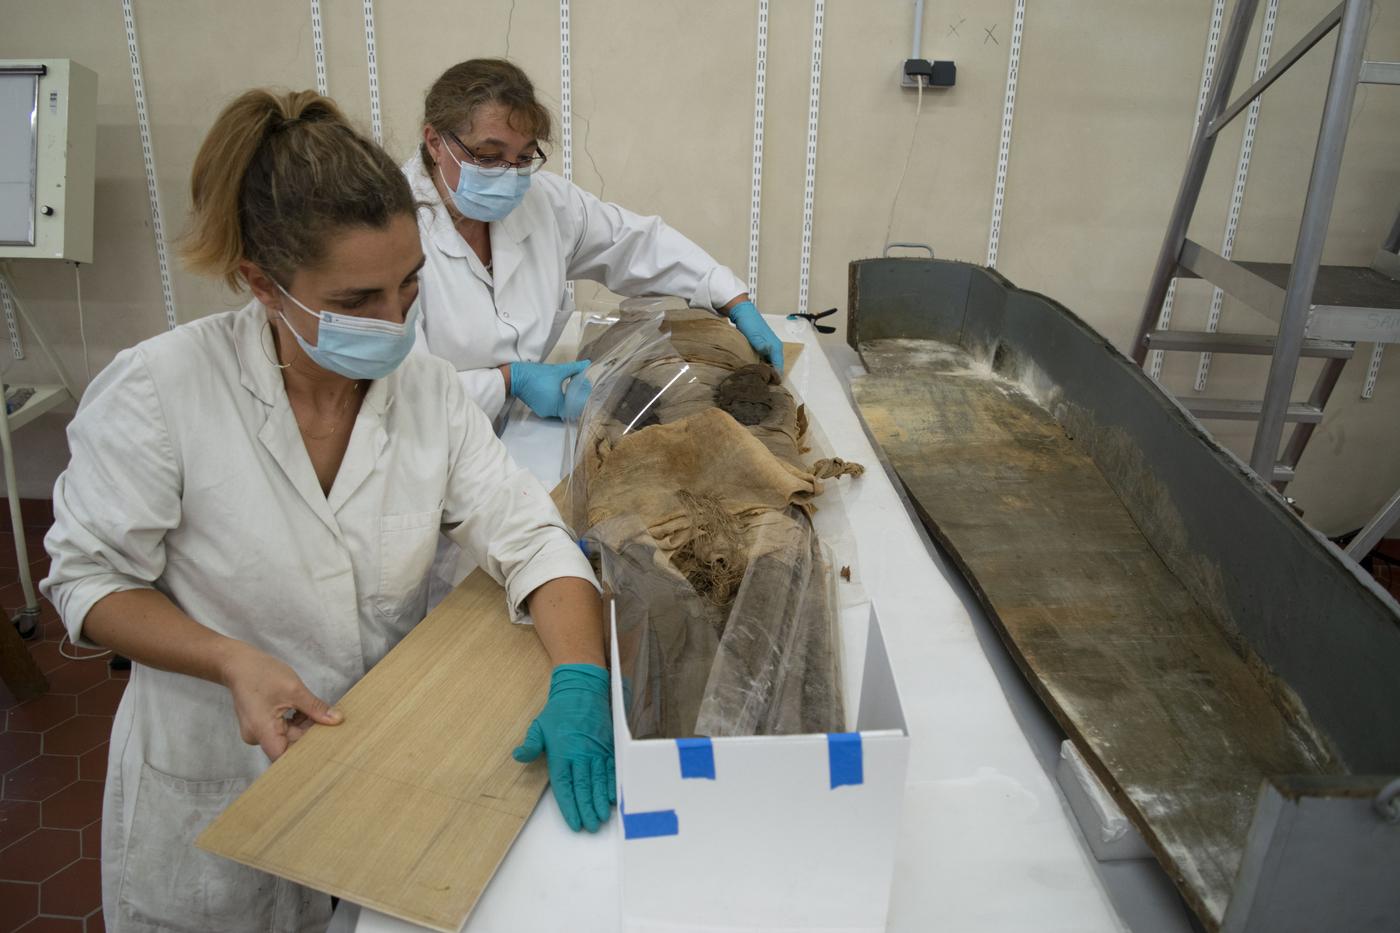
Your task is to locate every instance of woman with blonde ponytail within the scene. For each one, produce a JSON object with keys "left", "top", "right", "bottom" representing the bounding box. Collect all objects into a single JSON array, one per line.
[{"left": 42, "top": 89, "right": 613, "bottom": 931}]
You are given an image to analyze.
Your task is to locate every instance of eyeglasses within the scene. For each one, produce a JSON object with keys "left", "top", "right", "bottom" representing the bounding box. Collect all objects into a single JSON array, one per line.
[{"left": 443, "top": 129, "right": 548, "bottom": 177}]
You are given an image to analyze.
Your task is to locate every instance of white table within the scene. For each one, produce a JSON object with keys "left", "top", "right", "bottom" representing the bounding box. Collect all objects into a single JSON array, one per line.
[{"left": 339, "top": 316, "right": 1125, "bottom": 933}]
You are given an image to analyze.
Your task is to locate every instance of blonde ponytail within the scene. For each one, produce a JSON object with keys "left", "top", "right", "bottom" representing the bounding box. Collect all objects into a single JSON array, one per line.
[{"left": 182, "top": 89, "right": 413, "bottom": 291}]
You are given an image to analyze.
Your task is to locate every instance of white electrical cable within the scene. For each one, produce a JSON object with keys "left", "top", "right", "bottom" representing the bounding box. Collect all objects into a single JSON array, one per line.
[
  {"left": 1150, "top": 0, "right": 1226, "bottom": 381},
  {"left": 362, "top": 0, "right": 382, "bottom": 143},
  {"left": 885, "top": 77, "right": 924, "bottom": 250},
  {"left": 122, "top": 0, "right": 178, "bottom": 331},
  {"left": 1195, "top": 0, "right": 1277, "bottom": 392},
  {"left": 560, "top": 0, "right": 575, "bottom": 304},
  {"left": 985, "top": 0, "right": 1025, "bottom": 269},
  {"left": 73, "top": 262, "right": 90, "bottom": 384},
  {"left": 796, "top": 0, "right": 826, "bottom": 318},
  {"left": 747, "top": 0, "right": 770, "bottom": 303},
  {"left": 59, "top": 631, "right": 111, "bottom": 662},
  {"left": 310, "top": 0, "right": 328, "bottom": 96},
  {"left": 0, "top": 270, "right": 22, "bottom": 360}
]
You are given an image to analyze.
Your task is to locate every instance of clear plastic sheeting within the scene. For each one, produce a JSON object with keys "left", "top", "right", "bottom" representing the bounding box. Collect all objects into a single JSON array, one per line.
[{"left": 566, "top": 304, "right": 859, "bottom": 738}]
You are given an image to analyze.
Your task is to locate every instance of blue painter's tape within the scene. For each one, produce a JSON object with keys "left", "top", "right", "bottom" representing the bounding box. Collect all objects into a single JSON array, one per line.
[
  {"left": 827, "top": 732, "right": 864, "bottom": 788},
  {"left": 620, "top": 794, "right": 679, "bottom": 839},
  {"left": 676, "top": 737, "right": 716, "bottom": 779}
]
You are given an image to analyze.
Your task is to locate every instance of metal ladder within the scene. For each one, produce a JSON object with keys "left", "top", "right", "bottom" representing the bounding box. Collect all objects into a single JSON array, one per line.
[{"left": 1133, "top": 0, "right": 1400, "bottom": 488}]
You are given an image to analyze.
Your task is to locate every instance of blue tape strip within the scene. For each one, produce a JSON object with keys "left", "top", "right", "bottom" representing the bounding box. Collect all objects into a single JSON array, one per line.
[
  {"left": 827, "top": 732, "right": 864, "bottom": 789},
  {"left": 620, "top": 794, "right": 679, "bottom": 839},
  {"left": 676, "top": 737, "right": 716, "bottom": 779}
]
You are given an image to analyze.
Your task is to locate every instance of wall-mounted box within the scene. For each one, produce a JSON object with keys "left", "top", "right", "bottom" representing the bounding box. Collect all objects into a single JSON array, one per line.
[{"left": 0, "top": 60, "right": 97, "bottom": 263}]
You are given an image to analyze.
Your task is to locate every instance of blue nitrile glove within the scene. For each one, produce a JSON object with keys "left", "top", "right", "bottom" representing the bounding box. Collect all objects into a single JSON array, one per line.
[
  {"left": 512, "top": 663, "right": 616, "bottom": 832},
  {"left": 727, "top": 301, "right": 784, "bottom": 374},
  {"left": 562, "top": 372, "right": 593, "bottom": 422},
  {"left": 508, "top": 359, "right": 592, "bottom": 419}
]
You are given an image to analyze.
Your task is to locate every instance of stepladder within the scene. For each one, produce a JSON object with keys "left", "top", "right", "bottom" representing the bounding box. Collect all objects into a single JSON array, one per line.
[{"left": 1134, "top": 0, "right": 1400, "bottom": 490}]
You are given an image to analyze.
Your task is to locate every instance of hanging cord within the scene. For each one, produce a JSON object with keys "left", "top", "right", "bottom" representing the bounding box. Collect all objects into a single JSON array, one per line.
[
  {"left": 884, "top": 75, "right": 924, "bottom": 252},
  {"left": 73, "top": 261, "right": 91, "bottom": 385}
]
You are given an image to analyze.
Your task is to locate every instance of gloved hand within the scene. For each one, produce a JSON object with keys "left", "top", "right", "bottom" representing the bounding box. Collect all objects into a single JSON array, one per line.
[
  {"left": 561, "top": 372, "right": 593, "bottom": 422},
  {"left": 727, "top": 300, "right": 784, "bottom": 374},
  {"left": 512, "top": 663, "right": 616, "bottom": 832},
  {"left": 508, "top": 359, "right": 591, "bottom": 419}
]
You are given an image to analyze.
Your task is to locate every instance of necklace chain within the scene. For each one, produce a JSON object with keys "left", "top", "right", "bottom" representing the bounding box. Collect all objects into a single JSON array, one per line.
[{"left": 293, "top": 382, "right": 364, "bottom": 441}]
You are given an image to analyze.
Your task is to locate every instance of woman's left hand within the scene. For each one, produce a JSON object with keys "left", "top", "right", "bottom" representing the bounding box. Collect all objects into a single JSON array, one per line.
[{"left": 512, "top": 663, "right": 615, "bottom": 832}]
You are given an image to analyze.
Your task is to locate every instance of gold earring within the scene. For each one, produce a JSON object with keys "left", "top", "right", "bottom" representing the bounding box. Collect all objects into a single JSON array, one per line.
[{"left": 262, "top": 320, "right": 293, "bottom": 371}]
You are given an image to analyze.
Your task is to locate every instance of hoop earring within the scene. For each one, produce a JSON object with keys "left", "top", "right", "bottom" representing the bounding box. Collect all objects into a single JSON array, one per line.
[{"left": 262, "top": 320, "right": 293, "bottom": 371}]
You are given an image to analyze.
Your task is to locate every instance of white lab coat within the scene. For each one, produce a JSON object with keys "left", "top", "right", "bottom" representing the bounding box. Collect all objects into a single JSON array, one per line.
[
  {"left": 41, "top": 301, "right": 596, "bottom": 932},
  {"left": 405, "top": 157, "right": 748, "bottom": 423}
]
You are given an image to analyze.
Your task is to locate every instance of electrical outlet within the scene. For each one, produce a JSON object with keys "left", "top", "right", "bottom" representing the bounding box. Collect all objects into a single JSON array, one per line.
[{"left": 900, "top": 58, "right": 956, "bottom": 89}]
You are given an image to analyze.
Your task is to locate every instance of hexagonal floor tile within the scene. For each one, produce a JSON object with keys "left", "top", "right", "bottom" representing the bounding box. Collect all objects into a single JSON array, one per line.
[
  {"left": 43, "top": 664, "right": 108, "bottom": 698},
  {"left": 40, "top": 857, "right": 100, "bottom": 918},
  {"left": 6, "top": 696, "right": 74, "bottom": 734},
  {"left": 0, "top": 732, "right": 41, "bottom": 774},
  {"left": 79, "top": 820, "right": 100, "bottom": 861},
  {"left": 41, "top": 719, "right": 111, "bottom": 759},
  {"left": 0, "top": 827, "right": 80, "bottom": 882},
  {"left": 77, "top": 746, "right": 106, "bottom": 784},
  {"left": 40, "top": 783, "right": 102, "bottom": 832},
  {"left": 3, "top": 756, "right": 77, "bottom": 802},
  {"left": 0, "top": 879, "right": 39, "bottom": 929},
  {"left": 0, "top": 800, "right": 40, "bottom": 850},
  {"left": 75, "top": 682, "right": 124, "bottom": 719},
  {"left": 16, "top": 915, "right": 83, "bottom": 931}
]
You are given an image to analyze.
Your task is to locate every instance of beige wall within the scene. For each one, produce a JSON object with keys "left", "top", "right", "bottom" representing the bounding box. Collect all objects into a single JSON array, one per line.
[{"left": 2, "top": 0, "right": 1397, "bottom": 536}]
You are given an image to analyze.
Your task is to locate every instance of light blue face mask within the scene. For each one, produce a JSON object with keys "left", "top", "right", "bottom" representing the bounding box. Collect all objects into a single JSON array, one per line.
[
  {"left": 437, "top": 155, "right": 532, "bottom": 222},
  {"left": 276, "top": 282, "right": 418, "bottom": 381}
]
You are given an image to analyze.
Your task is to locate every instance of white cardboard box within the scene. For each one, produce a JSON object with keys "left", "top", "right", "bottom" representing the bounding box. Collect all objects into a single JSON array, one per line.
[{"left": 609, "top": 600, "right": 910, "bottom": 932}]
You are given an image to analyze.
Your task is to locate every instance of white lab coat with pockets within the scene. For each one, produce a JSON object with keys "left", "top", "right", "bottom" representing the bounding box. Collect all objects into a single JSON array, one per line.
[
  {"left": 406, "top": 156, "right": 748, "bottom": 422},
  {"left": 41, "top": 301, "right": 596, "bottom": 932}
]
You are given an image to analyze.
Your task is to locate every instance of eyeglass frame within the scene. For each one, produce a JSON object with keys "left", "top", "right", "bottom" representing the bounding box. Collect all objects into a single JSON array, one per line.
[{"left": 441, "top": 128, "right": 548, "bottom": 176}]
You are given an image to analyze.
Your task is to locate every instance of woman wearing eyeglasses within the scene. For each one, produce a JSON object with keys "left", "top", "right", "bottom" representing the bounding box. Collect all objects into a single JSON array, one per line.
[{"left": 408, "top": 58, "right": 783, "bottom": 424}]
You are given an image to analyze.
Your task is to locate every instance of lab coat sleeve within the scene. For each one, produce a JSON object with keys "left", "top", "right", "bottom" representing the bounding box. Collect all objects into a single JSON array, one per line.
[
  {"left": 552, "top": 176, "right": 749, "bottom": 312},
  {"left": 41, "top": 347, "right": 183, "bottom": 647},
  {"left": 413, "top": 300, "right": 509, "bottom": 421},
  {"left": 438, "top": 370, "right": 597, "bottom": 621}
]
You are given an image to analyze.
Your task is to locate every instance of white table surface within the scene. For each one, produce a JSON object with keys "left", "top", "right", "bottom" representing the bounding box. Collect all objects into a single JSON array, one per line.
[{"left": 339, "top": 315, "right": 1124, "bottom": 933}]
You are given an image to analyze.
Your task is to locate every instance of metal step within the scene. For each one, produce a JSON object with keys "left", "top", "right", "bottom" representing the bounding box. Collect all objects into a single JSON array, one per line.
[
  {"left": 1146, "top": 330, "right": 1354, "bottom": 359},
  {"left": 1272, "top": 465, "right": 1296, "bottom": 484},
  {"left": 1181, "top": 398, "right": 1325, "bottom": 423},
  {"left": 1176, "top": 240, "right": 1400, "bottom": 343}
]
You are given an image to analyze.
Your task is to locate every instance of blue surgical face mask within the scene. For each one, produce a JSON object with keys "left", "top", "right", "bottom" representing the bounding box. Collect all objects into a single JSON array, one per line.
[
  {"left": 275, "top": 282, "right": 418, "bottom": 381},
  {"left": 437, "top": 152, "right": 532, "bottom": 222}
]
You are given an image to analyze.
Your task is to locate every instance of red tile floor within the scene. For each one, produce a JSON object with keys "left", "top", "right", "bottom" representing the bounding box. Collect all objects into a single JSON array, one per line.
[
  {"left": 0, "top": 500, "right": 1396, "bottom": 933},
  {"left": 1, "top": 500, "right": 116, "bottom": 933}
]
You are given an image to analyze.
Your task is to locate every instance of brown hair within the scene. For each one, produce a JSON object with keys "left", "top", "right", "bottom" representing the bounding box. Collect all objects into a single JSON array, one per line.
[
  {"left": 182, "top": 88, "right": 415, "bottom": 291},
  {"left": 419, "top": 59, "right": 554, "bottom": 170}
]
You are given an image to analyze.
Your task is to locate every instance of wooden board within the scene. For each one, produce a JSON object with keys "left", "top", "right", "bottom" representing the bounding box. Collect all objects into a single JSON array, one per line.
[
  {"left": 851, "top": 340, "right": 1338, "bottom": 930},
  {"left": 198, "top": 565, "right": 551, "bottom": 933}
]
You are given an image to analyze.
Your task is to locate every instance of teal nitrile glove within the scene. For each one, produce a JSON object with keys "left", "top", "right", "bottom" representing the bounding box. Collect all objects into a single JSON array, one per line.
[
  {"left": 727, "top": 300, "right": 784, "bottom": 374},
  {"left": 508, "top": 359, "right": 592, "bottom": 419},
  {"left": 512, "top": 663, "right": 616, "bottom": 832}
]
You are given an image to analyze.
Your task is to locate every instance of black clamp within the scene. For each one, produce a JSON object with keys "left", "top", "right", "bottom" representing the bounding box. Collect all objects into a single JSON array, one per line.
[{"left": 786, "top": 307, "right": 839, "bottom": 334}]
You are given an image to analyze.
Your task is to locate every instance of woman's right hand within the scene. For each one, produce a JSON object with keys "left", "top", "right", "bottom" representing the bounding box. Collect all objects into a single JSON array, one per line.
[{"left": 218, "top": 642, "right": 344, "bottom": 761}]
